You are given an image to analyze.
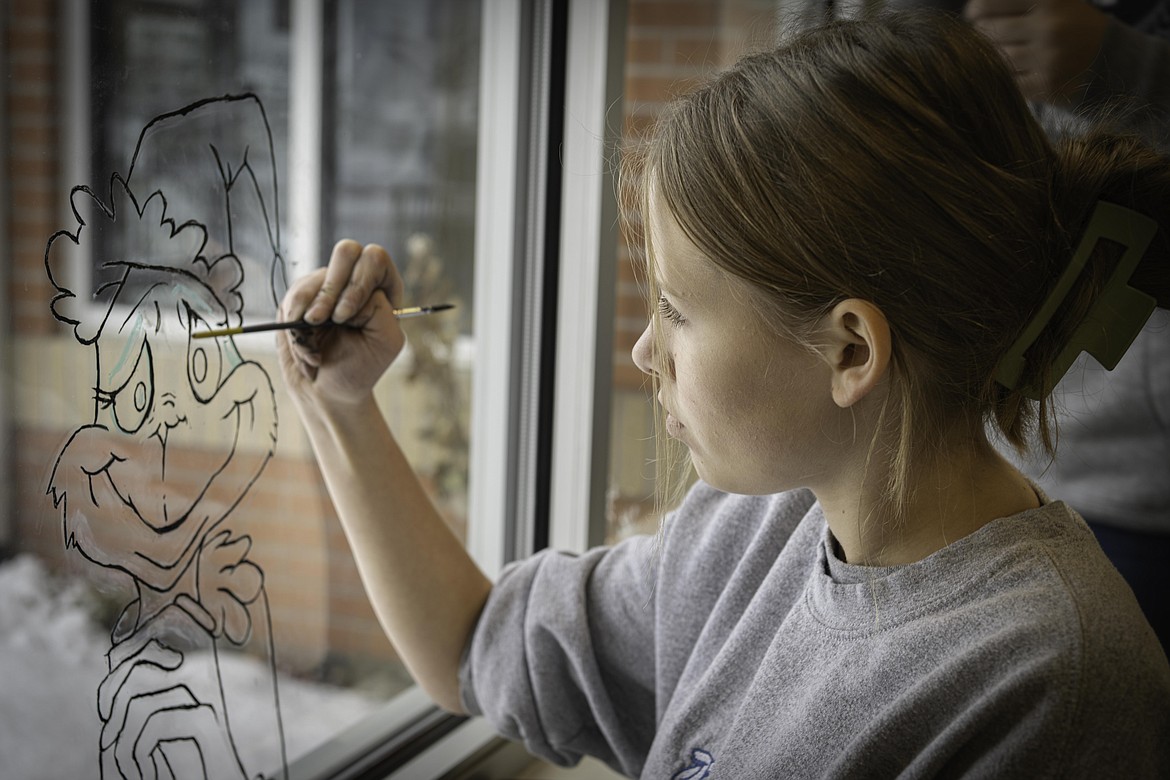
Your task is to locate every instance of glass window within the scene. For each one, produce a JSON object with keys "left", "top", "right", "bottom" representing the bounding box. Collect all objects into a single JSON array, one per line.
[
  {"left": 1, "top": 1, "right": 491, "bottom": 776},
  {"left": 324, "top": 1, "right": 479, "bottom": 337},
  {"left": 604, "top": 0, "right": 784, "bottom": 545},
  {"left": 89, "top": 0, "right": 293, "bottom": 318}
]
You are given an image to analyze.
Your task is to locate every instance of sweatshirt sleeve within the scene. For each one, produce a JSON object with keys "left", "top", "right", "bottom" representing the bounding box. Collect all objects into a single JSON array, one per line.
[{"left": 458, "top": 532, "right": 660, "bottom": 776}]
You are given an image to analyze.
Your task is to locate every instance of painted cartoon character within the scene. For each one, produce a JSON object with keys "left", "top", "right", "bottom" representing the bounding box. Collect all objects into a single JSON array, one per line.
[{"left": 44, "top": 96, "right": 288, "bottom": 779}]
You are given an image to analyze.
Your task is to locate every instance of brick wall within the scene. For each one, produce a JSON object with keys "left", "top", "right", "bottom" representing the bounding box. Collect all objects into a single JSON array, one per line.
[
  {"left": 606, "top": 0, "right": 780, "bottom": 538},
  {"left": 7, "top": 0, "right": 57, "bottom": 338},
  {"left": 613, "top": 0, "right": 779, "bottom": 389}
]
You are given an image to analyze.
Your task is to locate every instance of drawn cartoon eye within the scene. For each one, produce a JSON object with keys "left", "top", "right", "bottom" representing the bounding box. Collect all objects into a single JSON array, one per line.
[
  {"left": 187, "top": 311, "right": 224, "bottom": 403},
  {"left": 94, "top": 388, "right": 115, "bottom": 411},
  {"left": 110, "top": 339, "right": 154, "bottom": 434}
]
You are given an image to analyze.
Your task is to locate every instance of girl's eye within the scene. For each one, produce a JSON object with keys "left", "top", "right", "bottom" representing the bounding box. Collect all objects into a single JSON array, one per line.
[{"left": 657, "top": 295, "right": 686, "bottom": 326}]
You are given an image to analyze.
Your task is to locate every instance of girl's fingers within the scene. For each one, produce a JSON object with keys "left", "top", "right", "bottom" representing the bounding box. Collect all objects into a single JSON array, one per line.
[
  {"left": 276, "top": 239, "right": 405, "bottom": 400},
  {"left": 346, "top": 288, "right": 393, "bottom": 331},
  {"left": 294, "top": 240, "right": 402, "bottom": 326},
  {"left": 351, "top": 243, "right": 405, "bottom": 311},
  {"left": 281, "top": 267, "right": 328, "bottom": 324},
  {"left": 331, "top": 243, "right": 402, "bottom": 322},
  {"left": 304, "top": 239, "right": 365, "bottom": 325}
]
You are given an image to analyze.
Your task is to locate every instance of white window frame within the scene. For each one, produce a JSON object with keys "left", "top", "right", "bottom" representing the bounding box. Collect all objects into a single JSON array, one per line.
[
  {"left": 549, "top": 0, "right": 627, "bottom": 554},
  {"left": 466, "top": 0, "right": 525, "bottom": 580},
  {"left": 288, "top": 0, "right": 323, "bottom": 282}
]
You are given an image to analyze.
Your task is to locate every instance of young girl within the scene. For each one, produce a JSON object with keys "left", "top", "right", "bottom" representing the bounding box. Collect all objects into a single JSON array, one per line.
[{"left": 277, "top": 11, "right": 1170, "bottom": 778}]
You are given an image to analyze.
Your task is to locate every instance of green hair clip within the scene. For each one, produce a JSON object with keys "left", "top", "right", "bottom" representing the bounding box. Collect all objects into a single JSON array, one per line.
[{"left": 994, "top": 200, "right": 1158, "bottom": 400}]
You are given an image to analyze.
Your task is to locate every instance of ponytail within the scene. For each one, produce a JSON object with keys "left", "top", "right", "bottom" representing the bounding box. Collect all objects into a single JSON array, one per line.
[
  {"left": 1055, "top": 133, "right": 1170, "bottom": 309},
  {"left": 991, "top": 132, "right": 1170, "bottom": 454}
]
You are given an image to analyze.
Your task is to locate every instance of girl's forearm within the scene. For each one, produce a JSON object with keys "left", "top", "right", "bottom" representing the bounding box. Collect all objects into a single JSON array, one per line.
[{"left": 295, "top": 393, "right": 490, "bottom": 713}]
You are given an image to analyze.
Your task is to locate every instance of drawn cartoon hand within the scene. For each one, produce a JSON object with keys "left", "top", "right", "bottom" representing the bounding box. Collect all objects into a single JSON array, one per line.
[
  {"left": 97, "top": 639, "right": 246, "bottom": 780},
  {"left": 178, "top": 529, "right": 263, "bottom": 645},
  {"left": 276, "top": 240, "right": 407, "bottom": 406}
]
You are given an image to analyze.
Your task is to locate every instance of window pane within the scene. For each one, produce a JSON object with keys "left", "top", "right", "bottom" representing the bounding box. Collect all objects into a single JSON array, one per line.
[
  {"left": 90, "top": 0, "right": 293, "bottom": 318},
  {"left": 325, "top": 1, "right": 479, "bottom": 337},
  {"left": 606, "top": 0, "right": 781, "bottom": 544},
  {"left": 1, "top": 1, "right": 480, "bottom": 776}
]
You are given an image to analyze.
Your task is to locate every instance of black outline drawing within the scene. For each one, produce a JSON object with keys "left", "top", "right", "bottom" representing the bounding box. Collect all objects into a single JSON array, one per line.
[{"left": 44, "top": 94, "right": 288, "bottom": 779}]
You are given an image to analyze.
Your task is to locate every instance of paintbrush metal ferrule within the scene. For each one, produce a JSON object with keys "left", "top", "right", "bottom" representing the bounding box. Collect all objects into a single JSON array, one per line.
[
  {"left": 393, "top": 304, "right": 455, "bottom": 319},
  {"left": 193, "top": 303, "right": 455, "bottom": 339}
]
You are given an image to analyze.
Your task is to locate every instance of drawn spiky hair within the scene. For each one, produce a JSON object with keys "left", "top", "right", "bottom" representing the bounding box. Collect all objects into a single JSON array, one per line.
[{"left": 44, "top": 173, "right": 245, "bottom": 346}]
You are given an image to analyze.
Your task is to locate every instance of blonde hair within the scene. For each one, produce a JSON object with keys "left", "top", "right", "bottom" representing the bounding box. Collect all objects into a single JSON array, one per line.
[{"left": 622, "top": 11, "right": 1170, "bottom": 525}]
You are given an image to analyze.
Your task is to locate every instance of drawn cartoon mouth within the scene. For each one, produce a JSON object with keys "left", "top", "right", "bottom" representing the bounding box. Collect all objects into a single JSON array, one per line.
[
  {"left": 135, "top": 417, "right": 201, "bottom": 534},
  {"left": 105, "top": 410, "right": 244, "bottom": 570}
]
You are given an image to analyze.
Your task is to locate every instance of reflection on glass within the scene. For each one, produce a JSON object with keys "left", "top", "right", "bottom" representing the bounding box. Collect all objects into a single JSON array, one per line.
[
  {"left": 606, "top": 0, "right": 782, "bottom": 544},
  {"left": 1, "top": 1, "right": 480, "bottom": 776}
]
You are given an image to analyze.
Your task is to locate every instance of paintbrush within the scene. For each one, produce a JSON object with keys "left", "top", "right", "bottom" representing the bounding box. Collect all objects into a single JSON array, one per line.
[{"left": 193, "top": 303, "right": 455, "bottom": 339}]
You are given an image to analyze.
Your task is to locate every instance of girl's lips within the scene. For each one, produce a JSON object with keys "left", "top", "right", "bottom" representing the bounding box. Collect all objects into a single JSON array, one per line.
[{"left": 658, "top": 394, "right": 684, "bottom": 437}]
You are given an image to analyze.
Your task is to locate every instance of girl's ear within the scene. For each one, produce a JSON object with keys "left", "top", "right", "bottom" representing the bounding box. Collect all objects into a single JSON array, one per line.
[{"left": 822, "top": 299, "right": 891, "bottom": 408}]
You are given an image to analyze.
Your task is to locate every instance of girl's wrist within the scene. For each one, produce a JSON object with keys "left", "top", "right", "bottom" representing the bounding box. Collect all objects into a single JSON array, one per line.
[{"left": 291, "top": 387, "right": 381, "bottom": 430}]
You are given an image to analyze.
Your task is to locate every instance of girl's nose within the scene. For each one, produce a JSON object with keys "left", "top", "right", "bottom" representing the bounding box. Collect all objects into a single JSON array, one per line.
[{"left": 632, "top": 322, "right": 656, "bottom": 377}]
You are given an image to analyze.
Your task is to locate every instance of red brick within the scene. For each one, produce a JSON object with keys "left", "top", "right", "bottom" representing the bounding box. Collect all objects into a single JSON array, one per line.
[
  {"left": 629, "top": 1, "right": 719, "bottom": 28},
  {"left": 11, "top": 0, "right": 57, "bottom": 19},
  {"left": 671, "top": 34, "right": 725, "bottom": 66},
  {"left": 624, "top": 73, "right": 702, "bottom": 104},
  {"left": 612, "top": 361, "right": 648, "bottom": 390},
  {"left": 8, "top": 125, "right": 55, "bottom": 150},
  {"left": 626, "top": 34, "right": 664, "bottom": 66},
  {"left": 9, "top": 153, "right": 55, "bottom": 179}
]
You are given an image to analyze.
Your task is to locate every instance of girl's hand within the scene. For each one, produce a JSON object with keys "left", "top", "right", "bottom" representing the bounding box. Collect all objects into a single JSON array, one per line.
[{"left": 277, "top": 240, "right": 407, "bottom": 406}]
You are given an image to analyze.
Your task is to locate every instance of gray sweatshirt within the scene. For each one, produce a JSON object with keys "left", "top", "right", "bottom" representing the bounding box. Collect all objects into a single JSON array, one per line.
[{"left": 460, "top": 484, "right": 1170, "bottom": 778}]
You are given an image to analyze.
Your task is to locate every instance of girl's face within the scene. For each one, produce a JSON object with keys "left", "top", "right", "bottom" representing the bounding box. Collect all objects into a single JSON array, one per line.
[{"left": 631, "top": 196, "right": 841, "bottom": 495}]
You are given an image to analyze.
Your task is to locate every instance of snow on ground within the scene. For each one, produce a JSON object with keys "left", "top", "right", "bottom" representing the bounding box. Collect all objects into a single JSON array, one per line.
[{"left": 0, "top": 554, "right": 387, "bottom": 779}]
